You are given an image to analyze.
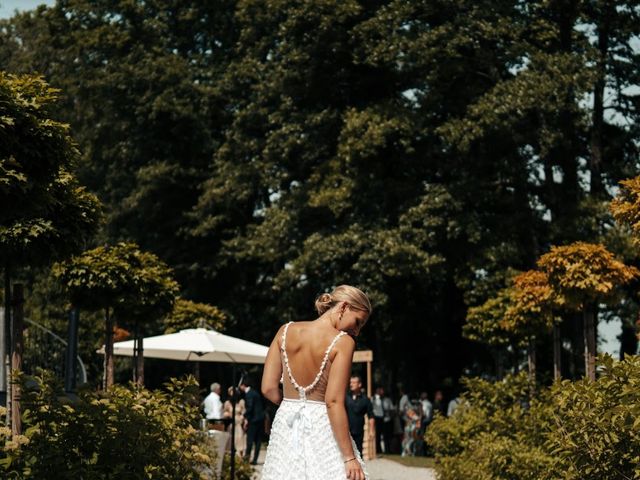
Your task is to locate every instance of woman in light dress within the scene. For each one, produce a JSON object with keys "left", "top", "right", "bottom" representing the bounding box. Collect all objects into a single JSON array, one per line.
[
  {"left": 223, "top": 386, "right": 246, "bottom": 457},
  {"left": 260, "top": 285, "right": 372, "bottom": 480}
]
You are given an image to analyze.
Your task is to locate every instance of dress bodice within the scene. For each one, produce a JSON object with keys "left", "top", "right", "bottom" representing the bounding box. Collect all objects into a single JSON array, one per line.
[{"left": 280, "top": 322, "right": 346, "bottom": 402}]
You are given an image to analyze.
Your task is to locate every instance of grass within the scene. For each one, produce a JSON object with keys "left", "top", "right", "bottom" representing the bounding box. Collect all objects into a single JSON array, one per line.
[{"left": 381, "top": 454, "right": 436, "bottom": 469}]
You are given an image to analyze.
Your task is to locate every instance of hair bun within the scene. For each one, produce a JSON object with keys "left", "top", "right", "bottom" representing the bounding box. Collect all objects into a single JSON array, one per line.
[{"left": 314, "top": 293, "right": 333, "bottom": 314}]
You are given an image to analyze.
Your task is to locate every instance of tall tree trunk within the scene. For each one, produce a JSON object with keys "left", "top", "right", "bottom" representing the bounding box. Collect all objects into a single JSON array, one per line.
[
  {"left": 583, "top": 306, "right": 597, "bottom": 381},
  {"left": 495, "top": 347, "right": 504, "bottom": 380},
  {"left": 570, "top": 313, "right": 584, "bottom": 379},
  {"left": 590, "top": 1, "right": 610, "bottom": 196},
  {"left": 104, "top": 307, "right": 114, "bottom": 389},
  {"left": 135, "top": 326, "right": 144, "bottom": 386},
  {"left": 11, "top": 283, "right": 24, "bottom": 436},
  {"left": 1, "top": 266, "right": 9, "bottom": 417},
  {"left": 553, "top": 323, "right": 562, "bottom": 381},
  {"left": 64, "top": 308, "right": 80, "bottom": 392},
  {"left": 527, "top": 336, "right": 536, "bottom": 392}
]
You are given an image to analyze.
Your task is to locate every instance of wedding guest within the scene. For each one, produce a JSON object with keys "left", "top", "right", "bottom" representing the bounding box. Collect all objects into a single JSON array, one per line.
[{"left": 223, "top": 386, "right": 246, "bottom": 457}]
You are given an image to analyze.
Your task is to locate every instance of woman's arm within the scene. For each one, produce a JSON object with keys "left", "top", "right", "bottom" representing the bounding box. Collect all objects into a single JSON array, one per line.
[
  {"left": 325, "top": 335, "right": 357, "bottom": 460},
  {"left": 261, "top": 325, "right": 284, "bottom": 405}
]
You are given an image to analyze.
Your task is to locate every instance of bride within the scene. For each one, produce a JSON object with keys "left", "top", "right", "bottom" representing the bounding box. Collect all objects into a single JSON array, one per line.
[{"left": 260, "top": 285, "right": 372, "bottom": 480}]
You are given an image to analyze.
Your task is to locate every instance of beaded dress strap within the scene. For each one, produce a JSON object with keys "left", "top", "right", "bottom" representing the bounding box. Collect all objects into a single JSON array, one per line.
[{"left": 281, "top": 321, "right": 347, "bottom": 401}]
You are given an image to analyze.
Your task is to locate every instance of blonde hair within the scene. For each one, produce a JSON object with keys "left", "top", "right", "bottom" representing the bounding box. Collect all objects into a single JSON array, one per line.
[{"left": 315, "top": 285, "right": 372, "bottom": 315}]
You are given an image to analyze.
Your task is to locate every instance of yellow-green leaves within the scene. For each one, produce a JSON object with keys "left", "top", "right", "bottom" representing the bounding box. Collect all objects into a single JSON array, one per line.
[
  {"left": 611, "top": 176, "right": 640, "bottom": 242},
  {"left": 537, "top": 242, "right": 639, "bottom": 309},
  {"left": 163, "top": 298, "right": 226, "bottom": 334}
]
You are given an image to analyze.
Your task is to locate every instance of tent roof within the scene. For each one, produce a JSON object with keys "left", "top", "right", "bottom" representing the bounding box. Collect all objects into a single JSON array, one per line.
[{"left": 101, "top": 328, "right": 269, "bottom": 364}]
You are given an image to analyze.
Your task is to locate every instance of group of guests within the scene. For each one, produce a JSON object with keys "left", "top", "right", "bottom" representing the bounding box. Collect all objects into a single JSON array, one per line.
[
  {"left": 354, "top": 380, "right": 461, "bottom": 457},
  {"left": 202, "top": 374, "right": 460, "bottom": 462},
  {"left": 201, "top": 377, "right": 265, "bottom": 465}
]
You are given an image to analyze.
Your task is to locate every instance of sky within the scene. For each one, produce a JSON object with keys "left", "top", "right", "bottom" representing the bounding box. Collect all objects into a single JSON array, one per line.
[
  {"left": 0, "top": 0, "right": 54, "bottom": 18},
  {"left": 0, "top": 0, "right": 629, "bottom": 359}
]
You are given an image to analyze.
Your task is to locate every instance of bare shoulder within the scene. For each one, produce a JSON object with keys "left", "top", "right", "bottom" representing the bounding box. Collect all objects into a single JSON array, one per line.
[
  {"left": 333, "top": 333, "right": 355, "bottom": 355},
  {"left": 271, "top": 323, "right": 289, "bottom": 346}
]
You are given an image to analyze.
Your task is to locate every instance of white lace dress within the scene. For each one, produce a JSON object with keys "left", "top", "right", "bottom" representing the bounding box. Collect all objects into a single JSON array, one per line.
[{"left": 260, "top": 322, "right": 369, "bottom": 480}]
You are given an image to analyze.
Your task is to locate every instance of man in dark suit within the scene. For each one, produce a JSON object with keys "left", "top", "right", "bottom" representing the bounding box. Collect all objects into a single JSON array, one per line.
[
  {"left": 345, "top": 375, "right": 374, "bottom": 456},
  {"left": 240, "top": 376, "right": 265, "bottom": 465}
]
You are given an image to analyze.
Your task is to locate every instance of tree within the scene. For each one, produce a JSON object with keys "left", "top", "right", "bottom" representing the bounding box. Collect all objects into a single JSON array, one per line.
[
  {"left": 504, "top": 270, "right": 561, "bottom": 382},
  {"left": 3, "top": 0, "right": 640, "bottom": 390},
  {"left": 537, "top": 242, "right": 638, "bottom": 380},
  {"left": 464, "top": 286, "right": 522, "bottom": 379},
  {"left": 53, "top": 242, "right": 179, "bottom": 388},
  {"left": 163, "top": 299, "right": 226, "bottom": 334},
  {"left": 0, "top": 0, "right": 236, "bottom": 294},
  {"left": 0, "top": 71, "right": 101, "bottom": 431},
  {"left": 611, "top": 176, "right": 640, "bottom": 239},
  {"left": 0, "top": 71, "right": 102, "bottom": 295}
]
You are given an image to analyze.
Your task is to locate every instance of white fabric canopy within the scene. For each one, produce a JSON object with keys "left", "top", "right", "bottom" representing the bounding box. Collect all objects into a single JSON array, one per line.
[{"left": 102, "top": 328, "right": 269, "bottom": 364}]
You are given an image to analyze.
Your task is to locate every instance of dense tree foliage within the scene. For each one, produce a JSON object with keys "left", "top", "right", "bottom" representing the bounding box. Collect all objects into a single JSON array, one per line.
[
  {"left": 163, "top": 298, "right": 226, "bottom": 334},
  {"left": 0, "top": 72, "right": 101, "bottom": 269},
  {"left": 2, "top": 0, "right": 639, "bottom": 391},
  {"left": 53, "top": 242, "right": 179, "bottom": 387}
]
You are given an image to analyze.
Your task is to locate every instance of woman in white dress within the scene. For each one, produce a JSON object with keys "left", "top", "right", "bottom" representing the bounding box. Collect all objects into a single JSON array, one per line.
[{"left": 260, "top": 285, "right": 372, "bottom": 480}]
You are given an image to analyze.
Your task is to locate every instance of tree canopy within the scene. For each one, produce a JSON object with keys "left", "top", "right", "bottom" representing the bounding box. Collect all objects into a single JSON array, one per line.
[{"left": 2, "top": 0, "right": 640, "bottom": 390}]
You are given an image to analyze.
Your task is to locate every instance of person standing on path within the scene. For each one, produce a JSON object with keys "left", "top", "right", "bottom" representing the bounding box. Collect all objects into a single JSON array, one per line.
[
  {"left": 371, "top": 386, "right": 392, "bottom": 454},
  {"left": 346, "top": 375, "right": 374, "bottom": 457},
  {"left": 241, "top": 377, "right": 265, "bottom": 465},
  {"left": 203, "top": 382, "right": 223, "bottom": 429},
  {"left": 223, "top": 386, "right": 246, "bottom": 457},
  {"left": 260, "top": 285, "right": 372, "bottom": 480}
]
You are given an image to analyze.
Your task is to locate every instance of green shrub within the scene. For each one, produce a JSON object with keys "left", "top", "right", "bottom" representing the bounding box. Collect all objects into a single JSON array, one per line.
[
  {"left": 426, "top": 372, "right": 556, "bottom": 480},
  {"left": 220, "top": 453, "right": 253, "bottom": 480},
  {"left": 427, "top": 355, "right": 640, "bottom": 480},
  {"left": 0, "top": 371, "right": 217, "bottom": 479},
  {"left": 547, "top": 355, "right": 640, "bottom": 479}
]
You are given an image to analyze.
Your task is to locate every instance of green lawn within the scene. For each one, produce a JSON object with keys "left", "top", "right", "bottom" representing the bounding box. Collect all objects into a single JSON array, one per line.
[{"left": 381, "top": 454, "right": 436, "bottom": 469}]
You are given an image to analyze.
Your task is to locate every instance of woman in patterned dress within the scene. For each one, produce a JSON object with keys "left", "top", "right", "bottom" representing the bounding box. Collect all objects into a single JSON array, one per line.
[{"left": 223, "top": 386, "right": 246, "bottom": 457}]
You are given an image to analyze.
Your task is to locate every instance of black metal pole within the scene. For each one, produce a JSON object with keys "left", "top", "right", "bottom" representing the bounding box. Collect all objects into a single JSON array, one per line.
[
  {"left": 230, "top": 363, "right": 236, "bottom": 480},
  {"left": 64, "top": 308, "right": 80, "bottom": 392},
  {"left": 3, "top": 266, "right": 10, "bottom": 419}
]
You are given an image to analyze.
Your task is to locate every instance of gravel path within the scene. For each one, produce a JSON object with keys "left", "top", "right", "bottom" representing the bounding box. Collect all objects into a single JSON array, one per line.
[
  {"left": 366, "top": 457, "right": 437, "bottom": 480},
  {"left": 250, "top": 449, "right": 437, "bottom": 480}
]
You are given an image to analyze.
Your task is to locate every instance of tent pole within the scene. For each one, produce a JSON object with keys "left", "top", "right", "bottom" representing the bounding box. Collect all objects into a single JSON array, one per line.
[{"left": 230, "top": 363, "right": 236, "bottom": 480}]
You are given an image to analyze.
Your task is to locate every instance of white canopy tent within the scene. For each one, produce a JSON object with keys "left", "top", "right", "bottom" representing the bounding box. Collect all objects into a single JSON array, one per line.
[{"left": 102, "top": 327, "right": 269, "bottom": 364}]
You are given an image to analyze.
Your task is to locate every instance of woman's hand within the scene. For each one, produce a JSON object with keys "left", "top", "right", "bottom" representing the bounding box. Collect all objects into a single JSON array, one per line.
[{"left": 345, "top": 458, "right": 365, "bottom": 480}]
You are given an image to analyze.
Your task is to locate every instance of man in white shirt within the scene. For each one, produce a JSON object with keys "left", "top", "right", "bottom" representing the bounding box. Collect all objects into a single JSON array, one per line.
[{"left": 203, "top": 382, "right": 223, "bottom": 424}]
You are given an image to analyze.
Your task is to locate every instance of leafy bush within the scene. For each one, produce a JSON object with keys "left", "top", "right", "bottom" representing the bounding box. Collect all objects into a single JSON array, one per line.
[
  {"left": 427, "top": 355, "right": 640, "bottom": 480},
  {"left": 547, "top": 355, "right": 640, "bottom": 479},
  {"left": 220, "top": 453, "right": 253, "bottom": 480},
  {"left": 426, "top": 372, "right": 555, "bottom": 480},
  {"left": 0, "top": 372, "right": 217, "bottom": 479}
]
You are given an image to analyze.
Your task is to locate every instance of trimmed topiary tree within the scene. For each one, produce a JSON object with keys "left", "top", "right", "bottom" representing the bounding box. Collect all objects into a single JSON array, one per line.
[
  {"left": 54, "top": 242, "right": 179, "bottom": 388},
  {"left": 537, "top": 242, "right": 638, "bottom": 380},
  {"left": 504, "top": 270, "right": 561, "bottom": 382},
  {"left": 163, "top": 298, "right": 226, "bottom": 334}
]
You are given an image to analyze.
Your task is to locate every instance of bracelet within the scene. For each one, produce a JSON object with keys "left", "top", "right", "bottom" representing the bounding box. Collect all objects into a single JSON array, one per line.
[{"left": 343, "top": 457, "right": 356, "bottom": 464}]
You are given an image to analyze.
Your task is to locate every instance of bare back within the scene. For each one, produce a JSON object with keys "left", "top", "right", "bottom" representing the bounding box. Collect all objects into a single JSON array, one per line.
[{"left": 279, "top": 321, "right": 346, "bottom": 402}]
